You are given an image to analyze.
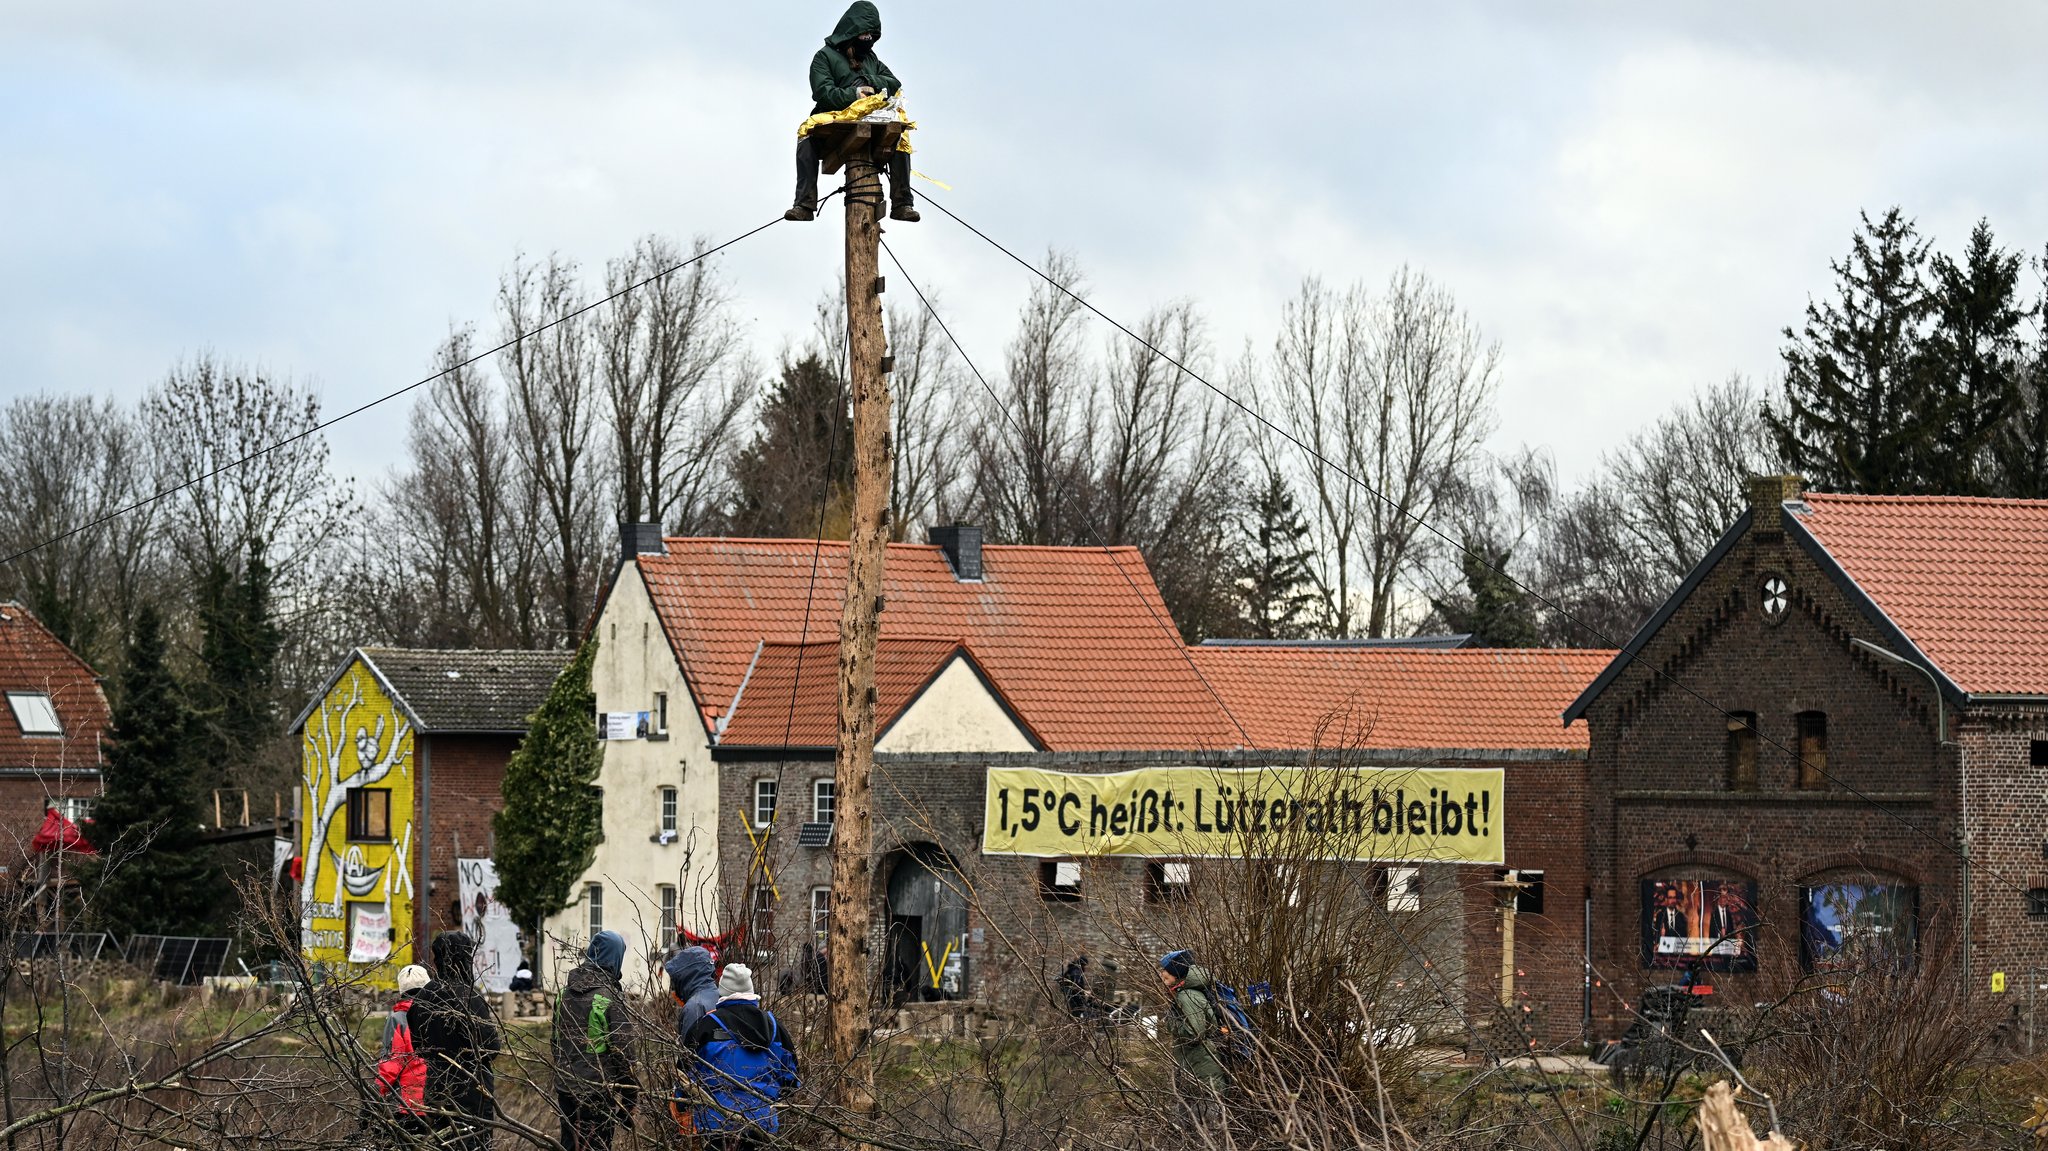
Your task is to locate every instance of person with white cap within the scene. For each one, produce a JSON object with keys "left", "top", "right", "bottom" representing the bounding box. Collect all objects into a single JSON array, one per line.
[
  {"left": 681, "top": 963, "right": 801, "bottom": 1149},
  {"left": 373, "top": 964, "right": 432, "bottom": 1132}
]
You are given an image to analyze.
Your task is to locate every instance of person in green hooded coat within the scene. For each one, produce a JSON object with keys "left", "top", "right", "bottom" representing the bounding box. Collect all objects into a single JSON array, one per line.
[{"left": 787, "top": 2, "right": 919, "bottom": 223}]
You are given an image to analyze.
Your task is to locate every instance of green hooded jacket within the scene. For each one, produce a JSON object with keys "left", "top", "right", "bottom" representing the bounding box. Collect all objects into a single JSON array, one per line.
[
  {"left": 809, "top": 2, "right": 901, "bottom": 114},
  {"left": 1168, "top": 966, "right": 1227, "bottom": 1087}
]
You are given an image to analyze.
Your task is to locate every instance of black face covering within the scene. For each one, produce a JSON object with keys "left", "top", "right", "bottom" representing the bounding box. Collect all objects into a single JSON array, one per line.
[{"left": 851, "top": 35, "right": 874, "bottom": 58}]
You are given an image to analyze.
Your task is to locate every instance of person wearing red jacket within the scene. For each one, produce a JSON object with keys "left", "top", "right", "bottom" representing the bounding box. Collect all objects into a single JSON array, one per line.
[{"left": 375, "top": 964, "right": 432, "bottom": 1134}]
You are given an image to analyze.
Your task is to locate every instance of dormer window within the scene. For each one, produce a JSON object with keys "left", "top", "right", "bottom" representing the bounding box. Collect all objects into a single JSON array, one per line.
[{"left": 7, "top": 692, "right": 61, "bottom": 736}]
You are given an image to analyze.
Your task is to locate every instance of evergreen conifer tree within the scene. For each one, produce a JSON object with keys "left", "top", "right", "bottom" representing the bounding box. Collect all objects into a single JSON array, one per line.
[
  {"left": 1430, "top": 538, "right": 1541, "bottom": 648},
  {"left": 1235, "top": 467, "right": 1317, "bottom": 639},
  {"left": 194, "top": 540, "right": 282, "bottom": 792},
  {"left": 87, "top": 605, "right": 227, "bottom": 935},
  {"left": 1924, "top": 220, "right": 2025, "bottom": 494},
  {"left": 1767, "top": 208, "right": 1939, "bottom": 493},
  {"left": 493, "top": 640, "right": 603, "bottom": 969},
  {"left": 727, "top": 354, "right": 852, "bottom": 537}
]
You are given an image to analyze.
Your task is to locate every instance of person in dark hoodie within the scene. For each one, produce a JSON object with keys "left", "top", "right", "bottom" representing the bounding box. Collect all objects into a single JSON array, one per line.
[
  {"left": 664, "top": 945, "right": 721, "bottom": 1040},
  {"left": 683, "top": 963, "right": 800, "bottom": 1150},
  {"left": 408, "top": 931, "right": 504, "bottom": 1151},
  {"left": 552, "top": 930, "right": 641, "bottom": 1151},
  {"left": 786, "top": 1, "right": 919, "bottom": 224}
]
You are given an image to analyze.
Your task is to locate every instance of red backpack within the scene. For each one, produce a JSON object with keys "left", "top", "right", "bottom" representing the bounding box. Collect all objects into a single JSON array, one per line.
[{"left": 376, "top": 999, "right": 427, "bottom": 1114}]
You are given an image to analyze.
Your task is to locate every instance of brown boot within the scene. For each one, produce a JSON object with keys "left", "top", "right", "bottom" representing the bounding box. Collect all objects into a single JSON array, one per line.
[
  {"left": 784, "top": 205, "right": 816, "bottom": 222},
  {"left": 889, "top": 203, "right": 920, "bottom": 223}
]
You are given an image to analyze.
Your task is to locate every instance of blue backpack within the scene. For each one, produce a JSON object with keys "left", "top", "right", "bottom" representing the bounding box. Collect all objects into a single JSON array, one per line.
[
  {"left": 685, "top": 1009, "right": 799, "bottom": 1133},
  {"left": 1206, "top": 980, "right": 1264, "bottom": 1062}
]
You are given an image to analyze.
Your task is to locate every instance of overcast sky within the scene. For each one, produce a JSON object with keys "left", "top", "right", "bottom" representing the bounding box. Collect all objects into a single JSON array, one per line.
[{"left": 5, "top": 1, "right": 2046, "bottom": 499}]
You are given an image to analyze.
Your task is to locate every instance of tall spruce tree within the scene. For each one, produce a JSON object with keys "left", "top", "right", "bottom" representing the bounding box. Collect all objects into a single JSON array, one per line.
[
  {"left": 1924, "top": 220, "right": 2025, "bottom": 494},
  {"left": 1431, "top": 538, "right": 1541, "bottom": 648},
  {"left": 1994, "top": 245, "right": 2048, "bottom": 498},
  {"left": 1234, "top": 466, "right": 1317, "bottom": 639},
  {"left": 87, "top": 605, "right": 227, "bottom": 935},
  {"left": 194, "top": 540, "right": 282, "bottom": 792},
  {"left": 727, "top": 354, "right": 852, "bottom": 537},
  {"left": 1767, "top": 208, "right": 1939, "bottom": 493},
  {"left": 493, "top": 640, "right": 603, "bottom": 970}
]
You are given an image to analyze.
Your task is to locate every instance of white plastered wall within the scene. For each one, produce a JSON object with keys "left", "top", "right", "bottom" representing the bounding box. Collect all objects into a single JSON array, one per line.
[
  {"left": 542, "top": 560, "right": 721, "bottom": 990},
  {"left": 877, "top": 654, "right": 1036, "bottom": 753}
]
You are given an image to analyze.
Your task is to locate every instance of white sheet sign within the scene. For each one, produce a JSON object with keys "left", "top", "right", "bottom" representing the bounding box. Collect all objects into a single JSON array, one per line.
[
  {"left": 348, "top": 902, "right": 391, "bottom": 964},
  {"left": 457, "top": 857, "right": 522, "bottom": 993}
]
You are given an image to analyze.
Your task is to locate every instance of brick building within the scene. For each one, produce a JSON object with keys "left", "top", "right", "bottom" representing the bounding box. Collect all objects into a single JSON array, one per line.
[
  {"left": 0, "top": 604, "right": 109, "bottom": 873},
  {"left": 292, "top": 647, "right": 567, "bottom": 986},
  {"left": 1568, "top": 476, "right": 2048, "bottom": 1036},
  {"left": 593, "top": 523, "right": 1609, "bottom": 1035}
]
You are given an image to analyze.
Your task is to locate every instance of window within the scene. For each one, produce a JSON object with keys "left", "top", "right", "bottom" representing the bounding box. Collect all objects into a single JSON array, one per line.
[
  {"left": 1146, "top": 860, "right": 1193, "bottom": 903},
  {"left": 659, "top": 787, "right": 678, "bottom": 836},
  {"left": 586, "top": 883, "right": 604, "bottom": 935},
  {"left": 2032, "top": 739, "right": 2048, "bottom": 768},
  {"left": 1038, "top": 859, "right": 1082, "bottom": 902},
  {"left": 6, "top": 692, "right": 61, "bottom": 736},
  {"left": 56, "top": 796, "right": 94, "bottom": 824},
  {"left": 1385, "top": 866, "right": 1421, "bottom": 913},
  {"left": 345, "top": 788, "right": 391, "bottom": 841},
  {"left": 653, "top": 691, "right": 669, "bottom": 736},
  {"left": 754, "top": 779, "right": 778, "bottom": 828},
  {"left": 813, "top": 779, "right": 836, "bottom": 824},
  {"left": 2029, "top": 889, "right": 2048, "bottom": 920},
  {"left": 1726, "top": 713, "right": 1758, "bottom": 791},
  {"left": 592, "top": 785, "right": 606, "bottom": 842},
  {"left": 1795, "top": 711, "right": 1828, "bottom": 789},
  {"left": 811, "top": 887, "right": 831, "bottom": 943},
  {"left": 658, "top": 884, "right": 678, "bottom": 943},
  {"left": 752, "top": 886, "right": 777, "bottom": 951},
  {"left": 1497, "top": 869, "right": 1545, "bottom": 915}
]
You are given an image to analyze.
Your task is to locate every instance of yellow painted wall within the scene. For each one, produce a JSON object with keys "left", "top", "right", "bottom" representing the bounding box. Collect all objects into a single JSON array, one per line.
[{"left": 298, "top": 655, "right": 416, "bottom": 986}]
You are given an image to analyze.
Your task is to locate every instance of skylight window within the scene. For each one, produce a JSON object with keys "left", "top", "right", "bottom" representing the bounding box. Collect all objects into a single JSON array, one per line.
[{"left": 7, "top": 693, "right": 62, "bottom": 735}]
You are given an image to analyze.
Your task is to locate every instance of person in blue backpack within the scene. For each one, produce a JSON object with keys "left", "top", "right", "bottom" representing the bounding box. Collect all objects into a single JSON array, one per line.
[
  {"left": 1160, "top": 949, "right": 1229, "bottom": 1125},
  {"left": 682, "top": 963, "right": 801, "bottom": 1150}
]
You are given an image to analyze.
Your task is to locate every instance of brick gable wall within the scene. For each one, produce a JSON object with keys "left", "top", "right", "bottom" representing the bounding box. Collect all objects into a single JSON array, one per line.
[
  {"left": 415, "top": 733, "right": 520, "bottom": 947},
  {"left": 1584, "top": 517, "right": 1960, "bottom": 1038}
]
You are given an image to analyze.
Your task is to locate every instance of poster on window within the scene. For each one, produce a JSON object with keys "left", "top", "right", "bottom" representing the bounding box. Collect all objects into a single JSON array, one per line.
[
  {"left": 348, "top": 902, "right": 392, "bottom": 964},
  {"left": 1802, "top": 883, "right": 1916, "bottom": 970},
  {"left": 1641, "top": 879, "right": 1757, "bottom": 971},
  {"left": 598, "top": 712, "right": 640, "bottom": 741},
  {"left": 456, "top": 857, "right": 523, "bottom": 992}
]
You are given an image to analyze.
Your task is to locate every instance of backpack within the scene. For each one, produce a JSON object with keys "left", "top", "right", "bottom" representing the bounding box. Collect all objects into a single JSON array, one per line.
[
  {"left": 376, "top": 999, "right": 428, "bottom": 1114},
  {"left": 684, "top": 1008, "right": 799, "bottom": 1134},
  {"left": 1203, "top": 979, "right": 1262, "bottom": 1063}
]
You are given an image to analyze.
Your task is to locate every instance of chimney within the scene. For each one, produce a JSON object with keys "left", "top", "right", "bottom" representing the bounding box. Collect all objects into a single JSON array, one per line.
[
  {"left": 620, "top": 521, "right": 666, "bottom": 562},
  {"left": 1746, "top": 474, "right": 1804, "bottom": 538},
  {"left": 928, "top": 524, "right": 983, "bottom": 581}
]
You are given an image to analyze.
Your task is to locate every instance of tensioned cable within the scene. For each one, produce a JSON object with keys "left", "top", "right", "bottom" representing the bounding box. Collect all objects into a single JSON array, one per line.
[
  {"left": 881, "top": 239, "right": 1550, "bottom": 1074},
  {"left": 880, "top": 239, "right": 1253, "bottom": 750},
  {"left": 0, "top": 203, "right": 822, "bottom": 572},
  {"left": 917, "top": 189, "right": 2027, "bottom": 900}
]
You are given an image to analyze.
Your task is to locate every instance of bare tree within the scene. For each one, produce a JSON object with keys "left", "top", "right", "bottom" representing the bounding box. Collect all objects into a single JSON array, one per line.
[
  {"left": 499, "top": 255, "right": 606, "bottom": 646},
  {"left": 1603, "top": 374, "right": 1777, "bottom": 581},
  {"left": 1268, "top": 278, "right": 1370, "bottom": 636},
  {"left": 0, "top": 395, "right": 161, "bottom": 670},
  {"left": 887, "top": 299, "right": 966, "bottom": 539},
  {"left": 967, "top": 251, "right": 1094, "bottom": 545},
  {"left": 600, "top": 235, "right": 752, "bottom": 535}
]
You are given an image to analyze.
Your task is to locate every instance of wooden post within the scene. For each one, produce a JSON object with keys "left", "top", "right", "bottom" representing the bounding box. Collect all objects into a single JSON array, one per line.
[
  {"left": 1500, "top": 869, "right": 1518, "bottom": 1009},
  {"left": 827, "top": 131, "right": 892, "bottom": 1131}
]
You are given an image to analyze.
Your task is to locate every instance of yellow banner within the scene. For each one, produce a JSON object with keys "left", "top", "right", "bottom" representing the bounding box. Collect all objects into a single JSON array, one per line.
[{"left": 981, "top": 765, "right": 1503, "bottom": 865}]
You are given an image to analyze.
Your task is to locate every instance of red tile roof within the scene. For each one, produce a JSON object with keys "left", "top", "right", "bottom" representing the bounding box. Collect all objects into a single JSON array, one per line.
[
  {"left": 0, "top": 604, "right": 108, "bottom": 771},
  {"left": 1794, "top": 493, "right": 2048, "bottom": 695},
  {"left": 715, "top": 637, "right": 1038, "bottom": 749},
  {"left": 637, "top": 539, "right": 1246, "bottom": 751},
  {"left": 1187, "top": 646, "right": 1613, "bottom": 751}
]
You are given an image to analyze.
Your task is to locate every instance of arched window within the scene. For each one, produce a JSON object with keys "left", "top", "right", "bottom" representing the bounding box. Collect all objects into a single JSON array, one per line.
[{"left": 1799, "top": 873, "right": 1916, "bottom": 971}]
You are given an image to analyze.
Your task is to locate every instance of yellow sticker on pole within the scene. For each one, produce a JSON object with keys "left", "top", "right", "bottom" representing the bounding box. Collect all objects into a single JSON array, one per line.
[
  {"left": 1993, "top": 971, "right": 2008, "bottom": 993},
  {"left": 981, "top": 765, "right": 1504, "bottom": 865}
]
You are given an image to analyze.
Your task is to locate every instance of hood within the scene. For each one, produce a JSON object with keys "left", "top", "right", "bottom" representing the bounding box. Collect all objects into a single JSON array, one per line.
[
  {"left": 586, "top": 930, "right": 627, "bottom": 976},
  {"left": 707, "top": 999, "right": 778, "bottom": 1052},
  {"left": 430, "top": 931, "right": 477, "bottom": 985},
  {"left": 1180, "top": 965, "right": 1213, "bottom": 992},
  {"left": 826, "top": 1, "right": 881, "bottom": 48},
  {"left": 666, "top": 946, "right": 717, "bottom": 999}
]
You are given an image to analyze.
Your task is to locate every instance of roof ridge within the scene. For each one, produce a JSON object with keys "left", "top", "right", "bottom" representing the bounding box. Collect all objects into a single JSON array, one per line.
[{"left": 1804, "top": 492, "right": 2048, "bottom": 508}]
